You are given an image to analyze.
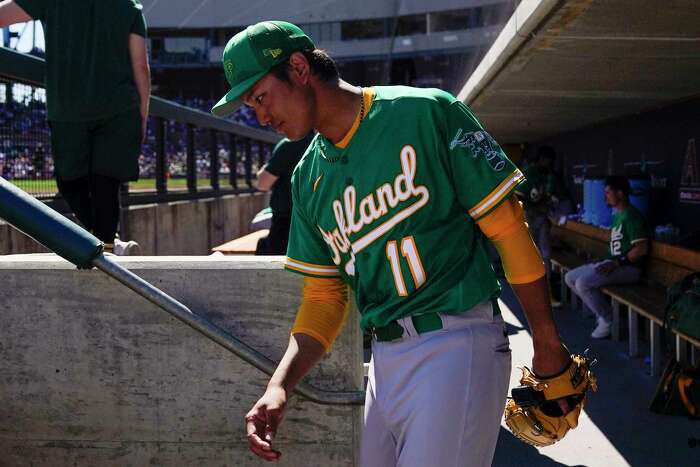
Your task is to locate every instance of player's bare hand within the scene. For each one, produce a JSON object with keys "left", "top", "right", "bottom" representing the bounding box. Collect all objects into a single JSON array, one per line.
[
  {"left": 245, "top": 385, "right": 287, "bottom": 462},
  {"left": 595, "top": 260, "right": 617, "bottom": 276}
]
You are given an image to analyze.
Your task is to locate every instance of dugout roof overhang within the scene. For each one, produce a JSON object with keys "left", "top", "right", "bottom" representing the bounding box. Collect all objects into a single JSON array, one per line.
[{"left": 457, "top": 0, "right": 700, "bottom": 144}]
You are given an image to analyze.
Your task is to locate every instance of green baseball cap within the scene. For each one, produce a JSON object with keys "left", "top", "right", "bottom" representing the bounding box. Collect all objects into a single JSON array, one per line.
[{"left": 211, "top": 21, "right": 315, "bottom": 117}]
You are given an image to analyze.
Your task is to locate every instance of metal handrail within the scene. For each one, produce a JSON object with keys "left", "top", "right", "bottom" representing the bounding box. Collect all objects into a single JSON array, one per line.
[
  {"left": 0, "top": 46, "right": 44, "bottom": 84},
  {"left": 149, "top": 96, "right": 278, "bottom": 143},
  {"left": 0, "top": 49, "right": 363, "bottom": 406},
  {"left": 93, "top": 255, "right": 365, "bottom": 406},
  {"left": 0, "top": 47, "right": 279, "bottom": 143}
]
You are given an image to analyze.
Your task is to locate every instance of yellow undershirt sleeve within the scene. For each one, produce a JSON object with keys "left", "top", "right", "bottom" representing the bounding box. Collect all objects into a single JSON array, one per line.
[
  {"left": 477, "top": 195, "right": 546, "bottom": 284},
  {"left": 291, "top": 276, "right": 350, "bottom": 352}
]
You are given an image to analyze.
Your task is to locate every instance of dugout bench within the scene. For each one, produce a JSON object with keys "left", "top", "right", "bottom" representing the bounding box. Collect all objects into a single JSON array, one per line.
[
  {"left": 551, "top": 220, "right": 700, "bottom": 376},
  {"left": 211, "top": 229, "right": 269, "bottom": 255}
]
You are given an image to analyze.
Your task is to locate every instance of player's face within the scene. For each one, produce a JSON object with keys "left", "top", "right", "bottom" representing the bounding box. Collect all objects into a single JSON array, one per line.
[
  {"left": 604, "top": 186, "right": 620, "bottom": 207},
  {"left": 243, "top": 72, "right": 313, "bottom": 141}
]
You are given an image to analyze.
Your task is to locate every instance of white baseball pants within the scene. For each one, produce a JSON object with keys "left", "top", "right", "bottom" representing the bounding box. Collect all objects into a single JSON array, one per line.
[{"left": 361, "top": 301, "right": 512, "bottom": 467}]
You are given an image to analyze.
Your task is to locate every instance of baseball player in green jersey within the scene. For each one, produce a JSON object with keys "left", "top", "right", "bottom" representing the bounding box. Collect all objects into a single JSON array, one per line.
[
  {"left": 212, "top": 21, "right": 572, "bottom": 466},
  {"left": 515, "top": 146, "right": 574, "bottom": 306},
  {"left": 516, "top": 152, "right": 552, "bottom": 269},
  {"left": 538, "top": 146, "right": 574, "bottom": 224},
  {"left": 566, "top": 176, "right": 649, "bottom": 338}
]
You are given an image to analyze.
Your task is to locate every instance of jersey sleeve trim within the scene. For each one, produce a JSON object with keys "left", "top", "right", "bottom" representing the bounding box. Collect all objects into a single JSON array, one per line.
[
  {"left": 468, "top": 169, "right": 525, "bottom": 220},
  {"left": 285, "top": 257, "right": 342, "bottom": 278}
]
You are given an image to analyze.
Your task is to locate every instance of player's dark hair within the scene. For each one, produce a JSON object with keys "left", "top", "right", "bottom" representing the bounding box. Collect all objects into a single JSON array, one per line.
[
  {"left": 271, "top": 49, "right": 339, "bottom": 83},
  {"left": 605, "top": 176, "right": 630, "bottom": 197}
]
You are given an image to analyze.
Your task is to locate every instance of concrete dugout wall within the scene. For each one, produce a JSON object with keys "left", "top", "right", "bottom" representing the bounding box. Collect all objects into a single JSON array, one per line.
[
  {"left": 0, "top": 256, "right": 363, "bottom": 466},
  {"left": 0, "top": 192, "right": 269, "bottom": 256}
]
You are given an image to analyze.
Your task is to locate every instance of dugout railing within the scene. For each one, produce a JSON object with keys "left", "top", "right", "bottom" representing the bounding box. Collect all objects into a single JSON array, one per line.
[{"left": 0, "top": 46, "right": 281, "bottom": 209}]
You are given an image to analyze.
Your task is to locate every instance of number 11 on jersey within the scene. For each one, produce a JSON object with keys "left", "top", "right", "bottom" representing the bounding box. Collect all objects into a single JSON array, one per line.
[{"left": 386, "top": 236, "right": 426, "bottom": 296}]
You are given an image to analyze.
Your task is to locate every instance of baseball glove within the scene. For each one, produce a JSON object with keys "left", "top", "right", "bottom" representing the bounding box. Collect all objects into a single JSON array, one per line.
[{"left": 504, "top": 352, "right": 597, "bottom": 447}]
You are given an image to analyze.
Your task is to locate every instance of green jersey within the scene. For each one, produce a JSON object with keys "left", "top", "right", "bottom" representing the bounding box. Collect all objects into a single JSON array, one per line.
[
  {"left": 516, "top": 165, "right": 548, "bottom": 211},
  {"left": 516, "top": 165, "right": 570, "bottom": 216},
  {"left": 285, "top": 86, "right": 524, "bottom": 332},
  {"left": 546, "top": 170, "right": 571, "bottom": 203},
  {"left": 16, "top": 0, "right": 147, "bottom": 121},
  {"left": 609, "top": 204, "right": 648, "bottom": 258}
]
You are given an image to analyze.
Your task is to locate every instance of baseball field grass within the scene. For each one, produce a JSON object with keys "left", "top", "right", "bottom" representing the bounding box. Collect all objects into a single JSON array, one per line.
[{"left": 11, "top": 177, "right": 248, "bottom": 195}]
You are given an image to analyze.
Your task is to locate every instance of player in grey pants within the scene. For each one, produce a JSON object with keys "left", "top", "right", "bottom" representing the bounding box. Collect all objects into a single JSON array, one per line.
[
  {"left": 565, "top": 176, "right": 648, "bottom": 339},
  {"left": 565, "top": 261, "right": 641, "bottom": 321},
  {"left": 362, "top": 301, "right": 511, "bottom": 467}
]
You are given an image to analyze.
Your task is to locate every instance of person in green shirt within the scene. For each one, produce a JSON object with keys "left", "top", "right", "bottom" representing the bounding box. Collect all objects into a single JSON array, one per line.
[
  {"left": 565, "top": 176, "right": 649, "bottom": 339},
  {"left": 0, "top": 0, "right": 150, "bottom": 255},
  {"left": 255, "top": 131, "right": 314, "bottom": 255},
  {"left": 516, "top": 151, "right": 551, "bottom": 265},
  {"left": 539, "top": 146, "right": 574, "bottom": 224},
  {"left": 516, "top": 146, "right": 573, "bottom": 307},
  {"left": 212, "top": 21, "right": 573, "bottom": 466}
]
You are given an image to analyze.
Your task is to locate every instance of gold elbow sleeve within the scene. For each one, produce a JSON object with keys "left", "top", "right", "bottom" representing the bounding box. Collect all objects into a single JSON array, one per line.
[
  {"left": 478, "top": 196, "right": 546, "bottom": 284},
  {"left": 291, "top": 277, "right": 349, "bottom": 352}
]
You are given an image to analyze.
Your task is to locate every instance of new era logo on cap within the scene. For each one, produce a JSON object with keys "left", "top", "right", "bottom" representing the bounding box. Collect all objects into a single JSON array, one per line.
[{"left": 263, "top": 48, "right": 284, "bottom": 59}]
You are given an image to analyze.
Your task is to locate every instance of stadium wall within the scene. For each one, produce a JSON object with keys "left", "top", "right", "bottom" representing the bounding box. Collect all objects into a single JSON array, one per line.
[
  {"left": 141, "top": 0, "right": 507, "bottom": 27},
  {"left": 0, "top": 192, "right": 270, "bottom": 255},
  {"left": 0, "top": 256, "right": 363, "bottom": 467}
]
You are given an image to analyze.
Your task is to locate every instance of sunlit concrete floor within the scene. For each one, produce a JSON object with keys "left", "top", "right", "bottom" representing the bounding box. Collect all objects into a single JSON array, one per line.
[{"left": 493, "top": 284, "right": 700, "bottom": 467}]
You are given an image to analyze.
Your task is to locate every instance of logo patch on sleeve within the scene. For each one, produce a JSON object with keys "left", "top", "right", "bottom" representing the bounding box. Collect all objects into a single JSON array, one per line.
[{"left": 450, "top": 129, "right": 506, "bottom": 172}]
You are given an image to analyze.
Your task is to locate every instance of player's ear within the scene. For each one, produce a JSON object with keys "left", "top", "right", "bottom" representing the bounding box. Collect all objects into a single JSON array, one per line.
[{"left": 288, "top": 51, "right": 310, "bottom": 85}]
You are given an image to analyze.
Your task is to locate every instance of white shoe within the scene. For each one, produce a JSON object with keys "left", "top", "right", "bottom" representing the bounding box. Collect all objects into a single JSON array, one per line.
[
  {"left": 114, "top": 238, "right": 140, "bottom": 256},
  {"left": 591, "top": 317, "right": 611, "bottom": 339}
]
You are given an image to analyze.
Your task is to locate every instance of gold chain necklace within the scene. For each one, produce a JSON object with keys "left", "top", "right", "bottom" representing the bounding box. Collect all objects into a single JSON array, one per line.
[
  {"left": 320, "top": 89, "right": 365, "bottom": 163},
  {"left": 359, "top": 89, "right": 366, "bottom": 123}
]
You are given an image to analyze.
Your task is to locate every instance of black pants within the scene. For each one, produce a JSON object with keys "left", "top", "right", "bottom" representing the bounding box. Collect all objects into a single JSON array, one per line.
[
  {"left": 56, "top": 174, "right": 121, "bottom": 243},
  {"left": 255, "top": 214, "right": 291, "bottom": 255}
]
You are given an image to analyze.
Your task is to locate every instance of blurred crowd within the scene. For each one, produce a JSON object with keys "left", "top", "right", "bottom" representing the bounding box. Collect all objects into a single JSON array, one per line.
[
  {"left": 0, "top": 97, "right": 53, "bottom": 180},
  {"left": 0, "top": 94, "right": 267, "bottom": 183}
]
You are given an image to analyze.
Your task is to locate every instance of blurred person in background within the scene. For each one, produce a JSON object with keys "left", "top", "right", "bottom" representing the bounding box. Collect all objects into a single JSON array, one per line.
[
  {"left": 255, "top": 131, "right": 314, "bottom": 255},
  {"left": 0, "top": 0, "right": 150, "bottom": 255},
  {"left": 516, "top": 145, "right": 572, "bottom": 306}
]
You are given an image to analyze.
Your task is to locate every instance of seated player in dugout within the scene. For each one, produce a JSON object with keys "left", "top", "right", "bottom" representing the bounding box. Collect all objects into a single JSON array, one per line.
[
  {"left": 212, "top": 21, "right": 574, "bottom": 467},
  {"left": 565, "top": 176, "right": 649, "bottom": 339}
]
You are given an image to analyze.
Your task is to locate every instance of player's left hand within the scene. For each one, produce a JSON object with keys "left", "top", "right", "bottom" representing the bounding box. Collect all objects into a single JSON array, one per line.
[
  {"left": 245, "top": 385, "right": 287, "bottom": 462},
  {"left": 505, "top": 352, "right": 598, "bottom": 447}
]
